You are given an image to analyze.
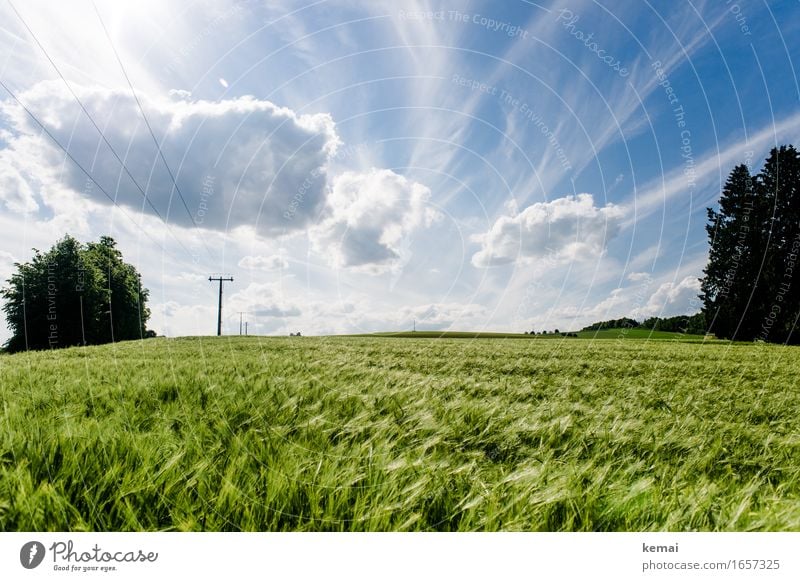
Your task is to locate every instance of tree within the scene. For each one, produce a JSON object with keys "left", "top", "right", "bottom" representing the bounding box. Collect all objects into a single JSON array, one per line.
[
  {"left": 702, "top": 163, "right": 768, "bottom": 339},
  {"left": 700, "top": 146, "right": 800, "bottom": 343},
  {"left": 1, "top": 235, "right": 150, "bottom": 352},
  {"left": 83, "top": 236, "right": 150, "bottom": 344},
  {"left": 759, "top": 146, "right": 800, "bottom": 342}
]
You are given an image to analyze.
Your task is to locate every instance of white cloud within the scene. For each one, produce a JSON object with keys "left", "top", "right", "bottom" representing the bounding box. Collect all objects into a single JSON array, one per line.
[
  {"left": 397, "top": 302, "right": 488, "bottom": 329},
  {"left": 149, "top": 301, "right": 215, "bottom": 336},
  {"left": 310, "top": 299, "right": 489, "bottom": 334},
  {"left": 627, "top": 271, "right": 652, "bottom": 282},
  {"left": 311, "top": 168, "right": 439, "bottom": 272},
  {"left": 168, "top": 89, "right": 192, "bottom": 100},
  {"left": 0, "top": 155, "right": 38, "bottom": 213},
  {"left": 472, "top": 193, "right": 624, "bottom": 268},
  {"left": 546, "top": 286, "right": 627, "bottom": 325},
  {"left": 0, "top": 81, "right": 340, "bottom": 236},
  {"left": 532, "top": 260, "right": 705, "bottom": 330},
  {"left": 633, "top": 276, "right": 702, "bottom": 318},
  {"left": 0, "top": 250, "right": 16, "bottom": 282},
  {"left": 228, "top": 282, "right": 302, "bottom": 318},
  {"left": 238, "top": 254, "right": 288, "bottom": 271}
]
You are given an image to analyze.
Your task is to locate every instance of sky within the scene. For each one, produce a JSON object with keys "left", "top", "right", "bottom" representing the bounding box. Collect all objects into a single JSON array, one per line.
[{"left": 0, "top": 0, "right": 798, "bottom": 338}]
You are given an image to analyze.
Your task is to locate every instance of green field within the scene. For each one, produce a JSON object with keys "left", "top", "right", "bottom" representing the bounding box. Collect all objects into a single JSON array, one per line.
[
  {"left": 1, "top": 335, "right": 799, "bottom": 531},
  {"left": 575, "top": 328, "right": 708, "bottom": 340}
]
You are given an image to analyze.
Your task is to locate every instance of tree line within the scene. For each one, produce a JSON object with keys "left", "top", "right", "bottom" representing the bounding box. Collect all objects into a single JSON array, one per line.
[{"left": 580, "top": 314, "right": 706, "bottom": 335}]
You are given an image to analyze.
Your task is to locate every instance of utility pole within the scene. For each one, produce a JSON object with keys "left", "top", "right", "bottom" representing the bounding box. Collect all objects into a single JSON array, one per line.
[
  {"left": 245, "top": 321, "right": 248, "bottom": 336},
  {"left": 238, "top": 312, "right": 245, "bottom": 336},
  {"left": 413, "top": 319, "right": 416, "bottom": 332},
  {"left": 208, "top": 275, "right": 234, "bottom": 336}
]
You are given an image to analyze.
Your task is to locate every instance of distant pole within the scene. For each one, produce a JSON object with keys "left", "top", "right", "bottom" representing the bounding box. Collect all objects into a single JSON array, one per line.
[
  {"left": 238, "top": 312, "right": 244, "bottom": 336},
  {"left": 413, "top": 319, "right": 416, "bottom": 332},
  {"left": 208, "top": 276, "right": 234, "bottom": 336},
  {"left": 245, "top": 321, "right": 248, "bottom": 336}
]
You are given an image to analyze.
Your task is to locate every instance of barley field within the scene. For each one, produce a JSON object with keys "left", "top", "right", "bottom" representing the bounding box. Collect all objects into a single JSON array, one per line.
[{"left": 1, "top": 335, "right": 799, "bottom": 531}]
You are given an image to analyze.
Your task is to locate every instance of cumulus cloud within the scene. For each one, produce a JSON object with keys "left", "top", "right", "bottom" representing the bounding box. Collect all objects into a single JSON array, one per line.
[
  {"left": 633, "top": 276, "right": 702, "bottom": 318},
  {"left": 0, "top": 81, "right": 339, "bottom": 236},
  {"left": 238, "top": 254, "right": 288, "bottom": 271},
  {"left": 311, "top": 168, "right": 440, "bottom": 272},
  {"left": 471, "top": 193, "right": 624, "bottom": 268}
]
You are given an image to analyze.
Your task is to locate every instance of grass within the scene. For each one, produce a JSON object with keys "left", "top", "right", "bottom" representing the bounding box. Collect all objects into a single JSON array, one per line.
[{"left": 1, "top": 335, "right": 798, "bottom": 531}]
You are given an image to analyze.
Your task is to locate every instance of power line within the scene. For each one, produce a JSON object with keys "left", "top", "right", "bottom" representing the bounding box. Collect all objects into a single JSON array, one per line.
[
  {"left": 6, "top": 0, "right": 197, "bottom": 261},
  {"left": 0, "top": 76, "right": 175, "bottom": 256},
  {"left": 91, "top": 0, "right": 216, "bottom": 261}
]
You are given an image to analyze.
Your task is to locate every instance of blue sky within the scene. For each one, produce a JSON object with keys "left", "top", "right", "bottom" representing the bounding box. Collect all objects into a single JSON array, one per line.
[{"left": 0, "top": 0, "right": 798, "bottom": 338}]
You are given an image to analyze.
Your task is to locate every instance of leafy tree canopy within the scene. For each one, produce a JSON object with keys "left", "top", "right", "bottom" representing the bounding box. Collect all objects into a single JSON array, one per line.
[{"left": 1, "top": 235, "right": 151, "bottom": 352}]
